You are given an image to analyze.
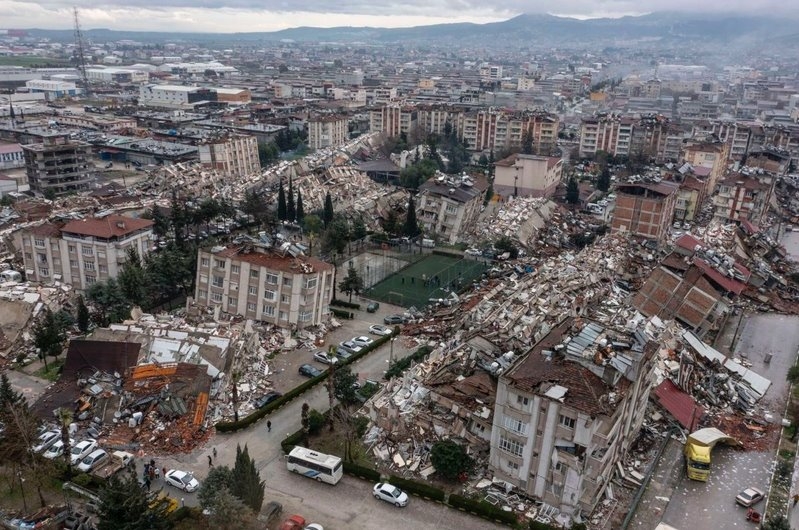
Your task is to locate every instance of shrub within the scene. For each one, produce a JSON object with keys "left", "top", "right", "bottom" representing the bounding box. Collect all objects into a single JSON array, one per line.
[
  {"left": 354, "top": 416, "right": 370, "bottom": 438},
  {"left": 73, "top": 473, "right": 91, "bottom": 487},
  {"left": 388, "top": 475, "right": 445, "bottom": 503},
  {"left": 308, "top": 409, "right": 326, "bottom": 435},
  {"left": 343, "top": 461, "right": 381, "bottom": 482},
  {"left": 430, "top": 440, "right": 473, "bottom": 480},
  {"left": 448, "top": 494, "right": 518, "bottom": 526},
  {"left": 330, "top": 307, "right": 353, "bottom": 319},
  {"left": 330, "top": 299, "right": 361, "bottom": 310}
]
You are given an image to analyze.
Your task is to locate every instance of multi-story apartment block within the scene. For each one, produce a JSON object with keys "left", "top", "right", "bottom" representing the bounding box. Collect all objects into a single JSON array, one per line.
[
  {"left": 416, "top": 175, "right": 487, "bottom": 245},
  {"left": 712, "top": 170, "right": 775, "bottom": 226},
  {"left": 490, "top": 318, "right": 657, "bottom": 518},
  {"left": 198, "top": 135, "right": 260, "bottom": 177},
  {"left": 680, "top": 138, "right": 730, "bottom": 193},
  {"left": 307, "top": 114, "right": 349, "bottom": 150},
  {"left": 493, "top": 153, "right": 563, "bottom": 198},
  {"left": 416, "top": 105, "right": 460, "bottom": 137},
  {"left": 22, "top": 133, "right": 93, "bottom": 197},
  {"left": 369, "top": 104, "right": 416, "bottom": 138},
  {"left": 194, "top": 244, "right": 334, "bottom": 329},
  {"left": 579, "top": 113, "right": 671, "bottom": 162},
  {"left": 691, "top": 120, "right": 754, "bottom": 161},
  {"left": 611, "top": 181, "right": 679, "bottom": 241},
  {"left": 479, "top": 64, "right": 503, "bottom": 81},
  {"left": 459, "top": 109, "right": 558, "bottom": 154},
  {"left": 14, "top": 215, "right": 154, "bottom": 290}
]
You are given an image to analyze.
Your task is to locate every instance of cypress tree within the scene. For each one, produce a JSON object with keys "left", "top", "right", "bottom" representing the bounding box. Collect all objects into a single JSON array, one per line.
[
  {"left": 231, "top": 444, "right": 264, "bottom": 513},
  {"left": 287, "top": 179, "right": 295, "bottom": 222},
  {"left": 323, "top": 192, "right": 334, "bottom": 227},
  {"left": 277, "top": 180, "right": 287, "bottom": 221},
  {"left": 404, "top": 195, "right": 420, "bottom": 237},
  {"left": 296, "top": 189, "right": 305, "bottom": 224}
]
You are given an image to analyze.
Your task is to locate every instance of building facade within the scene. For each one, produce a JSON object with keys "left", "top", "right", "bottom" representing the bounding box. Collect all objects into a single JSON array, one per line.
[
  {"left": 489, "top": 318, "right": 657, "bottom": 518},
  {"left": 494, "top": 153, "right": 563, "bottom": 198},
  {"left": 0, "top": 143, "right": 24, "bottom": 170},
  {"left": 712, "top": 171, "right": 775, "bottom": 226},
  {"left": 22, "top": 134, "right": 93, "bottom": 196},
  {"left": 307, "top": 114, "right": 349, "bottom": 150},
  {"left": 138, "top": 84, "right": 218, "bottom": 109},
  {"left": 198, "top": 135, "right": 261, "bottom": 176},
  {"left": 369, "top": 104, "right": 416, "bottom": 137},
  {"left": 14, "top": 215, "right": 154, "bottom": 290},
  {"left": 680, "top": 139, "right": 730, "bottom": 194},
  {"left": 416, "top": 175, "right": 487, "bottom": 245},
  {"left": 611, "top": 181, "right": 679, "bottom": 241},
  {"left": 194, "top": 244, "right": 334, "bottom": 329}
]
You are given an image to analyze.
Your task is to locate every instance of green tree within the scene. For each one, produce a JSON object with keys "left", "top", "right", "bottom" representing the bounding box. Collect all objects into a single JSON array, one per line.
[
  {"left": 323, "top": 192, "right": 334, "bottom": 227},
  {"left": 198, "top": 466, "right": 235, "bottom": 510},
  {"left": 57, "top": 407, "right": 73, "bottom": 476},
  {"left": 338, "top": 262, "right": 364, "bottom": 303},
  {"left": 33, "top": 308, "right": 65, "bottom": 369},
  {"left": 97, "top": 473, "right": 173, "bottom": 530},
  {"left": 566, "top": 177, "right": 580, "bottom": 205},
  {"left": 118, "top": 247, "right": 149, "bottom": 307},
  {"left": 204, "top": 487, "right": 257, "bottom": 530},
  {"left": 322, "top": 216, "right": 350, "bottom": 255},
  {"left": 296, "top": 188, "right": 305, "bottom": 224},
  {"left": 494, "top": 236, "right": 519, "bottom": 259},
  {"left": 597, "top": 166, "right": 611, "bottom": 192},
  {"left": 301, "top": 403, "right": 310, "bottom": 448},
  {"left": 277, "top": 180, "right": 287, "bottom": 221},
  {"left": 76, "top": 295, "right": 90, "bottom": 333},
  {"left": 761, "top": 516, "right": 791, "bottom": 530},
  {"left": 86, "top": 278, "right": 132, "bottom": 326},
  {"left": 787, "top": 365, "right": 799, "bottom": 384},
  {"left": 430, "top": 440, "right": 473, "bottom": 480},
  {"left": 478, "top": 153, "right": 489, "bottom": 168},
  {"left": 521, "top": 127, "right": 534, "bottom": 155},
  {"left": 381, "top": 210, "right": 401, "bottom": 236},
  {"left": 231, "top": 444, "right": 264, "bottom": 513},
  {"left": 0, "top": 372, "right": 24, "bottom": 409},
  {"left": 333, "top": 364, "right": 359, "bottom": 405},
  {"left": 150, "top": 207, "right": 170, "bottom": 240},
  {"left": 286, "top": 179, "right": 295, "bottom": 222},
  {"left": 351, "top": 216, "right": 367, "bottom": 241},
  {"left": 404, "top": 195, "right": 420, "bottom": 237}
]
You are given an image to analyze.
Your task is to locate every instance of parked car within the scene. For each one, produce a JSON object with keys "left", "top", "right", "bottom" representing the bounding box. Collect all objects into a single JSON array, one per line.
[
  {"left": 32, "top": 430, "right": 61, "bottom": 454},
  {"left": 165, "top": 469, "right": 199, "bottom": 492},
  {"left": 253, "top": 391, "right": 282, "bottom": 409},
  {"left": 464, "top": 248, "right": 482, "bottom": 256},
  {"left": 70, "top": 439, "right": 98, "bottom": 465},
  {"left": 313, "top": 351, "right": 339, "bottom": 365},
  {"left": 43, "top": 439, "right": 72, "bottom": 459},
  {"left": 366, "top": 301, "right": 380, "bottom": 313},
  {"left": 373, "top": 482, "right": 409, "bottom": 507},
  {"left": 350, "top": 336, "right": 374, "bottom": 347},
  {"left": 335, "top": 347, "right": 354, "bottom": 362},
  {"left": 78, "top": 449, "right": 109, "bottom": 472},
  {"left": 383, "top": 314, "right": 405, "bottom": 325},
  {"left": 735, "top": 487, "right": 765, "bottom": 507},
  {"left": 369, "top": 324, "right": 393, "bottom": 336},
  {"left": 279, "top": 515, "right": 306, "bottom": 530},
  {"left": 298, "top": 364, "right": 323, "bottom": 378},
  {"left": 338, "top": 341, "right": 364, "bottom": 355},
  {"left": 305, "top": 524, "right": 324, "bottom": 530}
]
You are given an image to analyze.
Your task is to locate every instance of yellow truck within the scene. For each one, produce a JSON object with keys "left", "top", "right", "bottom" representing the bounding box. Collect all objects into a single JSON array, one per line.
[{"left": 684, "top": 427, "right": 736, "bottom": 481}]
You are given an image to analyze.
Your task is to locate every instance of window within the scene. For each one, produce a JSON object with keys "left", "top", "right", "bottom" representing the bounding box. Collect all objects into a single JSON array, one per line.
[
  {"left": 82, "top": 247, "right": 93, "bottom": 256},
  {"left": 215, "top": 260, "right": 226, "bottom": 269},
  {"left": 84, "top": 261, "right": 95, "bottom": 271},
  {"left": 559, "top": 415, "right": 576, "bottom": 429},
  {"left": 212, "top": 275, "right": 224, "bottom": 288},
  {"left": 265, "top": 273, "right": 278, "bottom": 284},
  {"left": 99, "top": 264, "right": 108, "bottom": 274},
  {"left": 200, "top": 258, "right": 210, "bottom": 267},
  {"left": 34, "top": 238, "right": 45, "bottom": 247},
  {"left": 211, "top": 292, "right": 223, "bottom": 303},
  {"left": 262, "top": 304, "right": 275, "bottom": 316},
  {"left": 280, "top": 294, "right": 290, "bottom": 303},
  {"left": 446, "top": 204, "right": 457, "bottom": 214},
  {"left": 199, "top": 274, "right": 208, "bottom": 284},
  {"left": 85, "top": 275, "right": 96, "bottom": 285},
  {"left": 250, "top": 270, "right": 259, "bottom": 278},
  {"left": 97, "top": 251, "right": 105, "bottom": 259},
  {"left": 247, "top": 302, "right": 256, "bottom": 312},
  {"left": 24, "top": 252, "right": 32, "bottom": 260},
  {"left": 70, "top": 260, "right": 78, "bottom": 268},
  {"left": 299, "top": 310, "right": 312, "bottom": 322},
  {"left": 39, "top": 267, "right": 50, "bottom": 277},
  {"left": 507, "top": 461, "right": 520, "bottom": 471},
  {"left": 498, "top": 436, "right": 524, "bottom": 457},
  {"left": 68, "top": 245, "right": 76, "bottom": 253},
  {"left": 305, "top": 277, "right": 317, "bottom": 289},
  {"left": 282, "top": 277, "right": 292, "bottom": 287},
  {"left": 198, "top": 289, "right": 207, "bottom": 298},
  {"left": 516, "top": 394, "right": 530, "bottom": 407},
  {"left": 248, "top": 286, "right": 257, "bottom": 295},
  {"left": 37, "top": 253, "right": 47, "bottom": 264},
  {"left": 231, "top": 265, "right": 240, "bottom": 274},
  {"left": 228, "top": 297, "right": 237, "bottom": 306},
  {"left": 503, "top": 416, "right": 529, "bottom": 435},
  {"left": 279, "top": 311, "right": 287, "bottom": 321},
  {"left": 263, "top": 290, "right": 276, "bottom": 301}
]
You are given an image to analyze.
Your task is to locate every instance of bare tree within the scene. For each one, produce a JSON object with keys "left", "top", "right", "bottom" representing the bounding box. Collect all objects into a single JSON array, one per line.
[{"left": 57, "top": 408, "right": 73, "bottom": 477}]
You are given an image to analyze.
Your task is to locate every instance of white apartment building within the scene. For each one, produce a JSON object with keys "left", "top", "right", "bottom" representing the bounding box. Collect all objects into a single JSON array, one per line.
[
  {"left": 14, "top": 215, "right": 154, "bottom": 290},
  {"left": 416, "top": 175, "right": 487, "bottom": 245},
  {"left": 494, "top": 153, "right": 563, "bottom": 198},
  {"left": 198, "top": 135, "right": 260, "bottom": 177},
  {"left": 307, "top": 114, "right": 349, "bottom": 150},
  {"left": 195, "top": 244, "right": 335, "bottom": 329},
  {"left": 369, "top": 104, "right": 416, "bottom": 138}
]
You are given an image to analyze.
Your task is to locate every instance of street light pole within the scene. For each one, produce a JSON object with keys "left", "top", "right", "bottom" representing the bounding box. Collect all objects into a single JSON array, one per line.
[{"left": 389, "top": 337, "right": 396, "bottom": 367}]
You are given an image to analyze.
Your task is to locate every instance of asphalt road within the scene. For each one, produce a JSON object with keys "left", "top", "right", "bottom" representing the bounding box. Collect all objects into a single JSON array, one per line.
[{"left": 660, "top": 313, "right": 799, "bottom": 530}]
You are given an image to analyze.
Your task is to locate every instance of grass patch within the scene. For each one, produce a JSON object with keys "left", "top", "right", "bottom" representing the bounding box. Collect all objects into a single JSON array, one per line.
[
  {"left": 309, "top": 430, "right": 372, "bottom": 467},
  {"left": 34, "top": 358, "right": 65, "bottom": 381},
  {"left": 0, "top": 56, "right": 71, "bottom": 67}
]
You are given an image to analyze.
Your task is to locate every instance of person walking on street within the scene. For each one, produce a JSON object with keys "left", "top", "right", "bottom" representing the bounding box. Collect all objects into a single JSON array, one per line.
[
  {"left": 267, "top": 420, "right": 272, "bottom": 432},
  {"left": 208, "top": 455, "right": 213, "bottom": 467},
  {"left": 793, "top": 493, "right": 799, "bottom": 506},
  {"left": 144, "top": 477, "right": 151, "bottom": 491},
  {"left": 213, "top": 447, "right": 217, "bottom": 459}
]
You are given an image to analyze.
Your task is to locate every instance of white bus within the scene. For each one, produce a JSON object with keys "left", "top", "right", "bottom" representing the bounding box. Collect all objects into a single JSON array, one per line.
[{"left": 286, "top": 447, "right": 343, "bottom": 485}]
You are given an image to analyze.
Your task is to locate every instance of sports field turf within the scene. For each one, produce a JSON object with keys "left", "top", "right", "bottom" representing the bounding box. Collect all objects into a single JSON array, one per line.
[{"left": 366, "top": 253, "right": 489, "bottom": 308}]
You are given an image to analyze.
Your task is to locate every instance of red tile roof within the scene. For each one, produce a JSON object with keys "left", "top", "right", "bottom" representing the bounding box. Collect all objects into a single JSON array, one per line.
[
  {"left": 61, "top": 215, "right": 153, "bottom": 238},
  {"left": 675, "top": 233, "right": 704, "bottom": 253},
  {"left": 211, "top": 245, "right": 334, "bottom": 274},
  {"left": 653, "top": 379, "right": 703, "bottom": 431},
  {"left": 26, "top": 222, "right": 63, "bottom": 237},
  {"left": 692, "top": 257, "right": 746, "bottom": 295}
]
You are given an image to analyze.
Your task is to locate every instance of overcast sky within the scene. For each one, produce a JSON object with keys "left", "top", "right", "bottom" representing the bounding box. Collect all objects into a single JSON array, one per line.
[{"left": 2, "top": 0, "right": 797, "bottom": 33}]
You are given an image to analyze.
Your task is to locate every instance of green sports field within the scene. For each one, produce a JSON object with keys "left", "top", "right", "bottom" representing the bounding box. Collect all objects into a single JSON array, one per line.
[{"left": 366, "top": 253, "right": 489, "bottom": 308}]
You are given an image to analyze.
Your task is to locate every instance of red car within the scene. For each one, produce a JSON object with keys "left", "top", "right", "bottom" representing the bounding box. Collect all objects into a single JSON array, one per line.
[{"left": 279, "top": 514, "right": 306, "bottom": 530}]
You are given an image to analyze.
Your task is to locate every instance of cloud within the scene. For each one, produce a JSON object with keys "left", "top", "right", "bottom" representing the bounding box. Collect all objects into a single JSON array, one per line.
[{"left": 1, "top": 0, "right": 797, "bottom": 33}]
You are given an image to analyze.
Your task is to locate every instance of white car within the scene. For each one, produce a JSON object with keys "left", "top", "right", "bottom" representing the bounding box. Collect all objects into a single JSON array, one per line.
[
  {"left": 165, "top": 469, "right": 199, "bottom": 492},
  {"left": 373, "top": 482, "right": 409, "bottom": 507},
  {"left": 369, "top": 324, "right": 393, "bottom": 336},
  {"left": 70, "top": 439, "right": 98, "bottom": 466},
  {"left": 305, "top": 525, "right": 324, "bottom": 530},
  {"left": 78, "top": 449, "right": 108, "bottom": 472},
  {"left": 464, "top": 248, "right": 482, "bottom": 256},
  {"left": 32, "top": 430, "right": 61, "bottom": 454},
  {"left": 351, "top": 336, "right": 374, "bottom": 347},
  {"left": 43, "top": 438, "right": 72, "bottom": 459},
  {"left": 313, "top": 351, "right": 338, "bottom": 365}
]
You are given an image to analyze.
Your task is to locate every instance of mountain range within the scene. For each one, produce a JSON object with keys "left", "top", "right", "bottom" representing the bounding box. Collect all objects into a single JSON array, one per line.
[{"left": 21, "top": 13, "right": 799, "bottom": 49}]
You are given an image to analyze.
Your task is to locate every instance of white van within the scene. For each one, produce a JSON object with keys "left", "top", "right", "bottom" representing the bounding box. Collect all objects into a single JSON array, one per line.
[{"left": 420, "top": 238, "right": 435, "bottom": 248}]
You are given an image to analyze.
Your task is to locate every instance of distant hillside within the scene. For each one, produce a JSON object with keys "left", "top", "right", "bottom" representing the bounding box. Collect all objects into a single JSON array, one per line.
[{"left": 21, "top": 12, "right": 799, "bottom": 48}]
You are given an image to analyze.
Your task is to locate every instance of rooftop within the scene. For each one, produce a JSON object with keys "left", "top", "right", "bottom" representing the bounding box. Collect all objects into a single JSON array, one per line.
[
  {"left": 61, "top": 215, "right": 154, "bottom": 239},
  {"left": 207, "top": 245, "right": 334, "bottom": 275}
]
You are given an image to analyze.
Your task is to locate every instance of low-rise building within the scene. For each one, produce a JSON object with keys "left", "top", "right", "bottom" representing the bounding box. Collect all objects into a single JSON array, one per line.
[
  {"left": 24, "top": 79, "right": 80, "bottom": 99},
  {"left": 198, "top": 135, "right": 260, "bottom": 176},
  {"left": 14, "top": 214, "right": 154, "bottom": 289},
  {"left": 611, "top": 181, "right": 679, "bottom": 241},
  {"left": 493, "top": 153, "right": 563, "bottom": 198},
  {"left": 416, "top": 174, "right": 487, "bottom": 245},
  {"left": 194, "top": 243, "right": 334, "bottom": 329},
  {"left": 307, "top": 114, "right": 349, "bottom": 150},
  {"left": 0, "top": 143, "right": 24, "bottom": 170},
  {"left": 489, "top": 318, "right": 658, "bottom": 518}
]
